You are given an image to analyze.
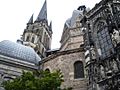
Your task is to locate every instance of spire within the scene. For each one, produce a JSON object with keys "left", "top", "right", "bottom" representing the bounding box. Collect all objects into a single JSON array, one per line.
[
  {"left": 35, "top": 0, "right": 47, "bottom": 22},
  {"left": 27, "top": 14, "right": 33, "bottom": 24},
  {"left": 49, "top": 21, "right": 52, "bottom": 31}
]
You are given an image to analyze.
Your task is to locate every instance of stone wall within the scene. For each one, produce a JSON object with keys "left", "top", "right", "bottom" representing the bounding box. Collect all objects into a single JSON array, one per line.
[{"left": 41, "top": 48, "right": 87, "bottom": 90}]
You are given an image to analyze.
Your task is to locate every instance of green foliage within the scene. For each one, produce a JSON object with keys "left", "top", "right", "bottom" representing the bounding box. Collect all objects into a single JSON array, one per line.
[{"left": 2, "top": 70, "right": 72, "bottom": 90}]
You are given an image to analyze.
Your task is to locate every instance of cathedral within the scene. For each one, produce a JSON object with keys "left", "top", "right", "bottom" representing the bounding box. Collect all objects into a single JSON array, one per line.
[
  {"left": 21, "top": 1, "right": 87, "bottom": 89},
  {"left": 0, "top": 0, "right": 120, "bottom": 90}
]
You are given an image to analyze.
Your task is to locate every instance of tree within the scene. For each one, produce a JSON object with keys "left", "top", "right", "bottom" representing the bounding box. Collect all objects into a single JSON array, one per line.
[{"left": 2, "top": 70, "right": 72, "bottom": 90}]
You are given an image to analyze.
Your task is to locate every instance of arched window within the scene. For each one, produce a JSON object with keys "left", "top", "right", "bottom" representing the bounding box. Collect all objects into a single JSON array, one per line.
[
  {"left": 45, "top": 68, "right": 50, "bottom": 73},
  {"left": 42, "top": 48, "right": 44, "bottom": 54},
  {"left": 32, "top": 37, "right": 34, "bottom": 43},
  {"left": 37, "top": 51, "right": 40, "bottom": 55},
  {"left": 74, "top": 61, "right": 84, "bottom": 79}
]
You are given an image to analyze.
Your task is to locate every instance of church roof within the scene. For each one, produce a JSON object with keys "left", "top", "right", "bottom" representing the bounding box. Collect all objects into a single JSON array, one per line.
[
  {"left": 0, "top": 40, "right": 41, "bottom": 64},
  {"left": 35, "top": 0, "right": 47, "bottom": 22},
  {"left": 64, "top": 10, "right": 82, "bottom": 28},
  {"left": 27, "top": 14, "right": 33, "bottom": 24}
]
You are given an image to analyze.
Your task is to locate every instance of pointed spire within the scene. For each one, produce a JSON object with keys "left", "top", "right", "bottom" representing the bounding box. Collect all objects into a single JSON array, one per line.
[
  {"left": 27, "top": 14, "right": 33, "bottom": 24},
  {"left": 49, "top": 21, "right": 52, "bottom": 31},
  {"left": 35, "top": 0, "right": 47, "bottom": 22}
]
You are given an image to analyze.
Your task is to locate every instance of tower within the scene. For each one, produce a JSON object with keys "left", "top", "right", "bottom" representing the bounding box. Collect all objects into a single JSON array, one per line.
[
  {"left": 40, "top": 6, "right": 87, "bottom": 90},
  {"left": 60, "top": 6, "right": 86, "bottom": 51},
  {"left": 22, "top": 0, "right": 52, "bottom": 58}
]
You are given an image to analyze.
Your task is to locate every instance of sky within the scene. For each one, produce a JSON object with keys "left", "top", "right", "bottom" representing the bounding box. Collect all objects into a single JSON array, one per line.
[{"left": 0, "top": 0, "right": 100, "bottom": 49}]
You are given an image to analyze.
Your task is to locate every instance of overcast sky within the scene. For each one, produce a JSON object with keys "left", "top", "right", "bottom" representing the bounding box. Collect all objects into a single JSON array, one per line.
[{"left": 0, "top": 0, "right": 100, "bottom": 49}]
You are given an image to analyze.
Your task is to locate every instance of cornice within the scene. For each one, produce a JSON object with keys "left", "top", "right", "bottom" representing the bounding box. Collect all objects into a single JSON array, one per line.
[
  {"left": 0, "top": 55, "right": 38, "bottom": 70},
  {"left": 39, "top": 48, "right": 84, "bottom": 64}
]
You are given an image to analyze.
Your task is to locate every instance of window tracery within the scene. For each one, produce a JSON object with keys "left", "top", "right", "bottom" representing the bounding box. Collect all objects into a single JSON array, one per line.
[{"left": 96, "top": 21, "right": 114, "bottom": 59}]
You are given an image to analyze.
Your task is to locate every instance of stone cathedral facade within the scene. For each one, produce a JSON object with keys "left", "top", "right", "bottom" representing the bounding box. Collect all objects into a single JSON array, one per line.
[
  {"left": 81, "top": 0, "right": 120, "bottom": 90},
  {"left": 21, "top": 1, "right": 87, "bottom": 89},
  {"left": 0, "top": 0, "right": 120, "bottom": 90},
  {"left": 39, "top": 6, "right": 87, "bottom": 90},
  {"left": 17, "top": 0, "right": 87, "bottom": 89}
]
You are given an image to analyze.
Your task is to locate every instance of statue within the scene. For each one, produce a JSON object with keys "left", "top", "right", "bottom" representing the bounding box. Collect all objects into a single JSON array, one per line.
[
  {"left": 111, "top": 29, "right": 120, "bottom": 46},
  {"left": 90, "top": 46, "right": 96, "bottom": 59},
  {"left": 100, "top": 65, "right": 105, "bottom": 79}
]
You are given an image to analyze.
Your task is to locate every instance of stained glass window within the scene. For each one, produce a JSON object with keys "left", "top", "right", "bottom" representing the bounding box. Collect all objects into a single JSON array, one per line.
[
  {"left": 26, "top": 36, "right": 30, "bottom": 41},
  {"left": 97, "top": 22, "right": 114, "bottom": 59}
]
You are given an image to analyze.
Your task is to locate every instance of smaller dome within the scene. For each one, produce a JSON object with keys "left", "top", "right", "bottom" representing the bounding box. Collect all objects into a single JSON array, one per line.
[{"left": 0, "top": 40, "right": 41, "bottom": 64}]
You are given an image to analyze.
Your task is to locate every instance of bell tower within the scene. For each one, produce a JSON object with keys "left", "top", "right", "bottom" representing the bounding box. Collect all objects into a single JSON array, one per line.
[{"left": 22, "top": 0, "right": 52, "bottom": 58}]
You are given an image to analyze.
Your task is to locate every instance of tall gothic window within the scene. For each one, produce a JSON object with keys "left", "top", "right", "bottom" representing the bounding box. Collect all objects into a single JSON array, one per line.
[
  {"left": 43, "top": 32, "right": 47, "bottom": 47},
  {"left": 32, "top": 37, "right": 34, "bottom": 43},
  {"left": 26, "top": 36, "right": 30, "bottom": 41},
  {"left": 74, "top": 61, "right": 84, "bottom": 79},
  {"left": 97, "top": 21, "right": 114, "bottom": 59}
]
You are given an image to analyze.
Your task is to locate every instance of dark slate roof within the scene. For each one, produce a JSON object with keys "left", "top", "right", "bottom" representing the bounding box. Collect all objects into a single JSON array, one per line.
[
  {"left": 65, "top": 10, "right": 82, "bottom": 28},
  {"left": 27, "top": 14, "right": 33, "bottom": 24},
  {"left": 35, "top": 0, "right": 47, "bottom": 22},
  {"left": 49, "top": 21, "right": 52, "bottom": 32},
  {"left": 0, "top": 40, "right": 41, "bottom": 64}
]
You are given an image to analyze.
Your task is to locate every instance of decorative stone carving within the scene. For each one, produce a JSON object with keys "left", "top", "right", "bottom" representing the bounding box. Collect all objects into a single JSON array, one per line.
[
  {"left": 111, "top": 29, "right": 120, "bottom": 46},
  {"left": 100, "top": 65, "right": 105, "bottom": 79},
  {"left": 90, "top": 46, "right": 96, "bottom": 59}
]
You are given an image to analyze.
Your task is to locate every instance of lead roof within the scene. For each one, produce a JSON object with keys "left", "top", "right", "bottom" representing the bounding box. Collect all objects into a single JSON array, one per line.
[{"left": 0, "top": 40, "right": 41, "bottom": 64}]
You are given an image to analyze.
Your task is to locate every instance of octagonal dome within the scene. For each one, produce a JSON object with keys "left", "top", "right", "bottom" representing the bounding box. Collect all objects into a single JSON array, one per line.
[{"left": 0, "top": 40, "right": 41, "bottom": 64}]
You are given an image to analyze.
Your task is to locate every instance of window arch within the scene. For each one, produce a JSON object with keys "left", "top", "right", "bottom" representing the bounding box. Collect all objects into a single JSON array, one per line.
[
  {"left": 32, "top": 37, "right": 34, "bottom": 43},
  {"left": 26, "top": 36, "right": 30, "bottom": 41},
  {"left": 42, "top": 48, "right": 44, "bottom": 54},
  {"left": 45, "top": 68, "right": 50, "bottom": 73},
  {"left": 74, "top": 61, "right": 84, "bottom": 79}
]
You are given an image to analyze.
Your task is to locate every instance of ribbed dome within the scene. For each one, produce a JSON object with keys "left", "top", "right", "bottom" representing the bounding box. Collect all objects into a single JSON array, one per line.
[{"left": 0, "top": 40, "right": 41, "bottom": 64}]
